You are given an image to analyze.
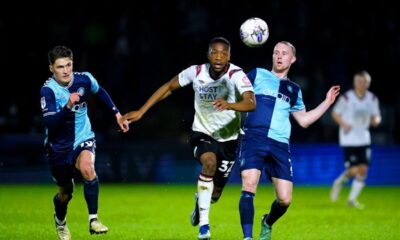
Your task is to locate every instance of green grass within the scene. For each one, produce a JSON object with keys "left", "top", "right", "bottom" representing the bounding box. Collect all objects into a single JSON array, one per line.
[{"left": 0, "top": 184, "right": 399, "bottom": 239}]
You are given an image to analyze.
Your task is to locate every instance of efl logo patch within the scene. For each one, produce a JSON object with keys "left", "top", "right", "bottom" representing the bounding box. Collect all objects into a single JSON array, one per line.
[{"left": 41, "top": 97, "right": 46, "bottom": 109}]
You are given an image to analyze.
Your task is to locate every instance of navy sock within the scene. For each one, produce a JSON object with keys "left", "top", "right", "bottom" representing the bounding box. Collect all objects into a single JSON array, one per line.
[
  {"left": 239, "top": 191, "right": 255, "bottom": 238},
  {"left": 53, "top": 194, "right": 71, "bottom": 221},
  {"left": 265, "top": 200, "right": 288, "bottom": 226},
  {"left": 84, "top": 176, "right": 99, "bottom": 215}
]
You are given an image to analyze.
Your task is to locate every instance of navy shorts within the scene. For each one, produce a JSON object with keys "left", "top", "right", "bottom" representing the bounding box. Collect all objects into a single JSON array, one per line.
[
  {"left": 343, "top": 146, "right": 371, "bottom": 168},
  {"left": 189, "top": 131, "right": 238, "bottom": 189},
  {"left": 238, "top": 134, "right": 293, "bottom": 181},
  {"left": 46, "top": 139, "right": 96, "bottom": 186}
]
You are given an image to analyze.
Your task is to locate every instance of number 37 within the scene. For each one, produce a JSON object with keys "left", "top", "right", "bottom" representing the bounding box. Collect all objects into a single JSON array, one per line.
[{"left": 218, "top": 160, "right": 235, "bottom": 177}]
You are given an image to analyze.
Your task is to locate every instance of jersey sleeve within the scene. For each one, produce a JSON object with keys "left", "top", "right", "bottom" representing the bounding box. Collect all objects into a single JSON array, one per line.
[
  {"left": 289, "top": 88, "right": 305, "bottom": 112},
  {"left": 178, "top": 65, "right": 196, "bottom": 87},
  {"left": 231, "top": 69, "right": 254, "bottom": 95},
  {"left": 82, "top": 72, "right": 99, "bottom": 93},
  {"left": 246, "top": 68, "right": 258, "bottom": 85},
  {"left": 40, "top": 86, "right": 70, "bottom": 130},
  {"left": 332, "top": 95, "right": 347, "bottom": 115},
  {"left": 96, "top": 87, "right": 119, "bottom": 115}
]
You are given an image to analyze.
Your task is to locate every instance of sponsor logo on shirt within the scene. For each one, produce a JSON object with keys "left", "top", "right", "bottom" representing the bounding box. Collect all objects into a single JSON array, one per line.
[{"left": 263, "top": 89, "right": 290, "bottom": 103}]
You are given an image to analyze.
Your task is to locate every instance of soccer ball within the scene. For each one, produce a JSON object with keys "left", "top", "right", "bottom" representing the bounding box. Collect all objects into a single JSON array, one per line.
[{"left": 240, "top": 17, "right": 269, "bottom": 47}]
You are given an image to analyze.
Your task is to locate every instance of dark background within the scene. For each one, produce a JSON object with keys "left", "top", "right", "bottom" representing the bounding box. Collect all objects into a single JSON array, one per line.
[{"left": 0, "top": 0, "right": 398, "bottom": 146}]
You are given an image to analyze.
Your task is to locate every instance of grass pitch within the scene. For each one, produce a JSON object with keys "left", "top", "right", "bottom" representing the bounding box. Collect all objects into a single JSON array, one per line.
[{"left": 0, "top": 183, "right": 399, "bottom": 239}]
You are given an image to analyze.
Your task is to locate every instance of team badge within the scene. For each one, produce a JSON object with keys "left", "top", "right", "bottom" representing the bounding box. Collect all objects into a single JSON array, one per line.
[
  {"left": 287, "top": 85, "right": 293, "bottom": 93},
  {"left": 242, "top": 76, "right": 251, "bottom": 85},
  {"left": 77, "top": 87, "right": 85, "bottom": 96}
]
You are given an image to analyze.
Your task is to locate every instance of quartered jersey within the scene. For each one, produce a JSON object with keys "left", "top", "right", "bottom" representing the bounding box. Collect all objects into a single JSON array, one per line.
[
  {"left": 242, "top": 68, "right": 305, "bottom": 144},
  {"left": 40, "top": 72, "right": 99, "bottom": 152}
]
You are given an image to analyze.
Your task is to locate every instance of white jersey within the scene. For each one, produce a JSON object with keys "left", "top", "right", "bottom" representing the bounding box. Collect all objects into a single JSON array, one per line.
[
  {"left": 178, "top": 63, "right": 254, "bottom": 142},
  {"left": 333, "top": 89, "right": 381, "bottom": 146}
]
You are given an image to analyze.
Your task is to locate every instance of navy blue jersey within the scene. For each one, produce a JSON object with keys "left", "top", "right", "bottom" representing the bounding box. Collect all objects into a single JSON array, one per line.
[
  {"left": 40, "top": 72, "right": 100, "bottom": 152},
  {"left": 243, "top": 68, "right": 305, "bottom": 144}
]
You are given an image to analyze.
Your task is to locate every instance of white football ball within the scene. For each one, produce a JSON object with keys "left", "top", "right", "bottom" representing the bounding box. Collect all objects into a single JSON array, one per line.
[{"left": 240, "top": 17, "right": 269, "bottom": 47}]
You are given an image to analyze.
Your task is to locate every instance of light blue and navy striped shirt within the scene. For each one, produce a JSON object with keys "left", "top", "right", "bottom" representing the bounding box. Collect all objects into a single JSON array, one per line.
[
  {"left": 40, "top": 72, "right": 119, "bottom": 153},
  {"left": 243, "top": 68, "right": 305, "bottom": 144}
]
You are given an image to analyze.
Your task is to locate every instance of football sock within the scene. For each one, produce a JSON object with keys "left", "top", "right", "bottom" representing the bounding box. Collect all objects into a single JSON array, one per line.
[
  {"left": 198, "top": 173, "right": 213, "bottom": 227},
  {"left": 89, "top": 214, "right": 98, "bottom": 221},
  {"left": 349, "top": 178, "right": 365, "bottom": 202},
  {"left": 239, "top": 191, "right": 255, "bottom": 238},
  {"left": 265, "top": 200, "right": 288, "bottom": 226},
  {"left": 53, "top": 194, "right": 71, "bottom": 222},
  {"left": 335, "top": 170, "right": 349, "bottom": 185},
  {"left": 84, "top": 176, "right": 99, "bottom": 215}
]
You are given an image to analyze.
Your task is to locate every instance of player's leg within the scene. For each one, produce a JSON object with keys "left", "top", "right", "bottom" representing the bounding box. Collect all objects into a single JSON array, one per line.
[
  {"left": 259, "top": 178, "right": 292, "bottom": 240},
  {"left": 237, "top": 135, "right": 264, "bottom": 240},
  {"left": 348, "top": 146, "right": 370, "bottom": 208},
  {"left": 48, "top": 150, "right": 74, "bottom": 240},
  {"left": 197, "top": 151, "right": 216, "bottom": 239},
  {"left": 189, "top": 132, "right": 219, "bottom": 239},
  {"left": 266, "top": 178, "right": 292, "bottom": 224},
  {"left": 74, "top": 140, "right": 108, "bottom": 234},
  {"left": 54, "top": 183, "right": 73, "bottom": 240},
  {"left": 54, "top": 183, "right": 74, "bottom": 225},
  {"left": 260, "top": 141, "right": 292, "bottom": 240},
  {"left": 211, "top": 139, "right": 238, "bottom": 203},
  {"left": 239, "top": 169, "right": 261, "bottom": 240},
  {"left": 331, "top": 147, "right": 354, "bottom": 201}
]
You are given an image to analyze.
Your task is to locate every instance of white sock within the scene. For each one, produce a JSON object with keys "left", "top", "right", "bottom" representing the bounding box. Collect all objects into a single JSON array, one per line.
[
  {"left": 89, "top": 214, "right": 98, "bottom": 221},
  {"left": 55, "top": 215, "right": 66, "bottom": 225},
  {"left": 335, "top": 171, "right": 349, "bottom": 185},
  {"left": 198, "top": 174, "right": 213, "bottom": 227},
  {"left": 348, "top": 179, "right": 365, "bottom": 202}
]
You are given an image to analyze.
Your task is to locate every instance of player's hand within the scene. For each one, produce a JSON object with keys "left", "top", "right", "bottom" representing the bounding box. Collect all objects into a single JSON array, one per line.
[
  {"left": 341, "top": 122, "right": 352, "bottom": 133},
  {"left": 67, "top": 92, "right": 81, "bottom": 109},
  {"left": 213, "top": 98, "right": 231, "bottom": 111},
  {"left": 326, "top": 85, "right": 341, "bottom": 105},
  {"left": 116, "top": 112, "right": 129, "bottom": 133},
  {"left": 122, "top": 110, "right": 143, "bottom": 123}
]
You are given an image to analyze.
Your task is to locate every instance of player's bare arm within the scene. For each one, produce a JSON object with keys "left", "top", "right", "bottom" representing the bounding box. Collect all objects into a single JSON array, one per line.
[
  {"left": 292, "top": 85, "right": 340, "bottom": 128},
  {"left": 213, "top": 91, "right": 256, "bottom": 112},
  {"left": 122, "top": 75, "right": 181, "bottom": 123},
  {"left": 371, "top": 115, "right": 382, "bottom": 127},
  {"left": 332, "top": 111, "right": 352, "bottom": 132}
]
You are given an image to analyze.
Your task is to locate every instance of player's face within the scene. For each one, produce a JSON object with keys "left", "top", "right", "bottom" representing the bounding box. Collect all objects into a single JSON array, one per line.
[
  {"left": 50, "top": 57, "right": 73, "bottom": 85},
  {"left": 272, "top": 43, "right": 296, "bottom": 73},
  {"left": 354, "top": 75, "right": 370, "bottom": 93},
  {"left": 208, "top": 42, "right": 230, "bottom": 74}
]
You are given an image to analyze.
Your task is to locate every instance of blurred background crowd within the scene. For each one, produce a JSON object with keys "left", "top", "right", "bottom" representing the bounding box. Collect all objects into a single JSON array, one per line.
[{"left": 0, "top": 0, "right": 399, "bottom": 183}]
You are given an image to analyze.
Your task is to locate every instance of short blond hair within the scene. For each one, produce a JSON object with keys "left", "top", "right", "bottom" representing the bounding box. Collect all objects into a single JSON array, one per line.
[
  {"left": 354, "top": 70, "right": 371, "bottom": 83},
  {"left": 276, "top": 41, "right": 296, "bottom": 56}
]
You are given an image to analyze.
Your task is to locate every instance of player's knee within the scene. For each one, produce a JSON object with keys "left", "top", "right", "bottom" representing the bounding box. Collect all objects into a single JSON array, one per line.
[
  {"left": 242, "top": 179, "right": 258, "bottom": 192},
  {"left": 201, "top": 159, "right": 217, "bottom": 175},
  {"left": 277, "top": 197, "right": 291, "bottom": 207},
  {"left": 57, "top": 191, "right": 73, "bottom": 203},
  {"left": 80, "top": 167, "right": 96, "bottom": 181},
  {"left": 356, "top": 173, "right": 367, "bottom": 181}
]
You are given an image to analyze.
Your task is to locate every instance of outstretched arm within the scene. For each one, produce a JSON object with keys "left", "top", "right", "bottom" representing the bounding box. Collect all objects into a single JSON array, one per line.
[
  {"left": 291, "top": 85, "right": 340, "bottom": 128},
  {"left": 213, "top": 91, "right": 256, "bottom": 112},
  {"left": 96, "top": 87, "right": 129, "bottom": 132},
  {"left": 122, "top": 75, "right": 181, "bottom": 123}
]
